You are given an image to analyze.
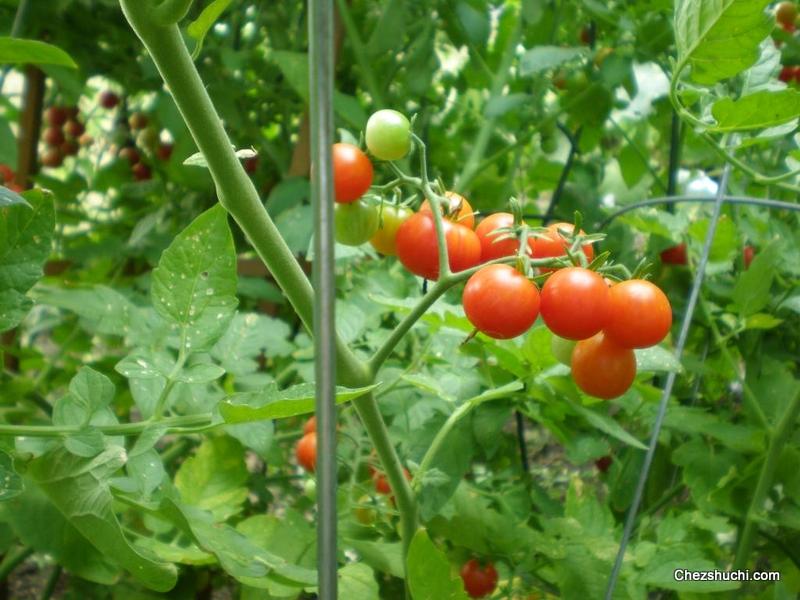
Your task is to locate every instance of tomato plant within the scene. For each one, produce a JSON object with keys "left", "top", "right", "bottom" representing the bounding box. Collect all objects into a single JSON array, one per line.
[{"left": 539, "top": 267, "right": 611, "bottom": 340}]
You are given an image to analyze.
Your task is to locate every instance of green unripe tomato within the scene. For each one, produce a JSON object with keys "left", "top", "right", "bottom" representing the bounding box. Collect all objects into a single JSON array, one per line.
[
  {"left": 335, "top": 200, "right": 379, "bottom": 246},
  {"left": 551, "top": 334, "right": 577, "bottom": 366},
  {"left": 353, "top": 495, "right": 377, "bottom": 525},
  {"left": 540, "top": 134, "right": 557, "bottom": 154},
  {"left": 365, "top": 109, "right": 411, "bottom": 161},
  {"left": 303, "top": 478, "right": 317, "bottom": 501}
]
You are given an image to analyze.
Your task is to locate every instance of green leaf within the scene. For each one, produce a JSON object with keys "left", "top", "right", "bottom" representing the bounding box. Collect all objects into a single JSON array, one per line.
[
  {"left": 635, "top": 346, "right": 683, "bottom": 373},
  {"left": 174, "top": 437, "right": 249, "bottom": 520},
  {"left": 0, "top": 186, "right": 28, "bottom": 208},
  {"left": 618, "top": 144, "right": 648, "bottom": 188},
  {"left": 219, "top": 382, "right": 378, "bottom": 424},
  {"left": 187, "top": 0, "right": 233, "bottom": 58},
  {"left": 212, "top": 313, "right": 293, "bottom": 376},
  {"left": 0, "top": 190, "right": 54, "bottom": 331},
  {"left": 151, "top": 204, "right": 238, "bottom": 351},
  {"left": 567, "top": 400, "right": 648, "bottom": 450},
  {"left": 0, "top": 483, "right": 119, "bottom": 584},
  {"left": 407, "top": 529, "right": 469, "bottom": 600},
  {"left": 344, "top": 539, "right": 404, "bottom": 578},
  {"left": 0, "top": 450, "right": 22, "bottom": 501},
  {"left": 732, "top": 243, "right": 778, "bottom": 316},
  {"left": 271, "top": 51, "right": 367, "bottom": 129},
  {"left": 161, "top": 499, "right": 317, "bottom": 587},
  {"left": 0, "top": 37, "right": 77, "bottom": 68},
  {"left": 520, "top": 46, "right": 585, "bottom": 76},
  {"left": 710, "top": 90, "right": 800, "bottom": 132},
  {"left": 28, "top": 447, "right": 178, "bottom": 591},
  {"left": 674, "top": 0, "right": 771, "bottom": 85},
  {"left": 175, "top": 362, "right": 226, "bottom": 384},
  {"left": 35, "top": 285, "right": 138, "bottom": 336},
  {"left": 339, "top": 562, "right": 380, "bottom": 599}
]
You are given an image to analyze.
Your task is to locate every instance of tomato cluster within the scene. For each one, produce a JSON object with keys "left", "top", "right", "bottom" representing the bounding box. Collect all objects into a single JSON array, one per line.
[
  {"left": 331, "top": 110, "right": 675, "bottom": 400},
  {"left": 40, "top": 105, "right": 86, "bottom": 168},
  {"left": 295, "top": 416, "right": 317, "bottom": 472}
]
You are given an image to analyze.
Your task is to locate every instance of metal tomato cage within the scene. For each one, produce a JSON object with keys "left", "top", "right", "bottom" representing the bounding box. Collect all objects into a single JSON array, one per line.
[{"left": 307, "top": 2, "right": 800, "bottom": 597}]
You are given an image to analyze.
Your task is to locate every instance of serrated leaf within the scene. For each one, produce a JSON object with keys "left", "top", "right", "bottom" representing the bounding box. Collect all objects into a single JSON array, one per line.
[
  {"left": 732, "top": 244, "right": 778, "bottom": 315},
  {"left": 674, "top": 0, "right": 772, "bottom": 85},
  {"left": 175, "top": 363, "right": 226, "bottom": 384},
  {"left": 567, "top": 400, "right": 648, "bottom": 450},
  {"left": 0, "top": 37, "right": 77, "bottom": 68},
  {"left": 710, "top": 90, "right": 800, "bottom": 132},
  {"left": 0, "top": 450, "right": 23, "bottom": 501},
  {"left": 520, "top": 46, "right": 585, "bottom": 76},
  {"left": 635, "top": 345, "right": 683, "bottom": 373},
  {"left": 220, "top": 383, "right": 378, "bottom": 424},
  {"left": 151, "top": 204, "right": 238, "bottom": 351},
  {"left": 27, "top": 447, "right": 178, "bottom": 591}
]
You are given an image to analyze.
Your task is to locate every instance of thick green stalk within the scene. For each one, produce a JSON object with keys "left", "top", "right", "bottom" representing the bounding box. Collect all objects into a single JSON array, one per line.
[
  {"left": 733, "top": 388, "right": 800, "bottom": 571},
  {"left": 118, "top": 0, "right": 418, "bottom": 570}
]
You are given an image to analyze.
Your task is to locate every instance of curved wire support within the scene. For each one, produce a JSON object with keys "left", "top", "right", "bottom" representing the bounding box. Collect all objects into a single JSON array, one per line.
[
  {"left": 598, "top": 195, "right": 800, "bottom": 230},
  {"left": 604, "top": 165, "right": 734, "bottom": 599}
]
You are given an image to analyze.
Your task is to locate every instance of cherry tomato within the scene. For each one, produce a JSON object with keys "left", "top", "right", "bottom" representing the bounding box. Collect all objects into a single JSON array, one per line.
[
  {"left": 333, "top": 143, "right": 373, "bottom": 203},
  {"left": 157, "top": 143, "right": 174, "bottom": 161},
  {"left": 4, "top": 182, "right": 23, "bottom": 193},
  {"left": 303, "top": 416, "right": 316, "bottom": 435},
  {"left": 0, "top": 164, "right": 14, "bottom": 183},
  {"left": 303, "top": 478, "right": 317, "bottom": 501},
  {"left": 370, "top": 204, "right": 413, "bottom": 256},
  {"left": 571, "top": 333, "right": 636, "bottom": 399},
  {"left": 119, "top": 146, "right": 140, "bottom": 164},
  {"left": 531, "top": 222, "right": 594, "bottom": 270},
  {"left": 41, "top": 148, "right": 63, "bottom": 168},
  {"left": 419, "top": 191, "right": 475, "bottom": 229},
  {"left": 780, "top": 65, "right": 796, "bottom": 83},
  {"left": 777, "top": 1, "right": 797, "bottom": 27},
  {"left": 460, "top": 559, "right": 499, "bottom": 598},
  {"left": 60, "top": 140, "right": 79, "bottom": 157},
  {"left": 353, "top": 495, "right": 377, "bottom": 525},
  {"left": 475, "top": 212, "right": 533, "bottom": 262},
  {"left": 463, "top": 265, "right": 540, "bottom": 339},
  {"left": 129, "top": 112, "right": 149, "bottom": 130},
  {"left": 660, "top": 243, "right": 687, "bottom": 265},
  {"left": 540, "top": 267, "right": 610, "bottom": 340},
  {"left": 99, "top": 91, "right": 120, "bottom": 109},
  {"left": 334, "top": 199, "right": 379, "bottom": 246},
  {"left": 78, "top": 133, "right": 94, "bottom": 147},
  {"left": 551, "top": 334, "right": 576, "bottom": 366},
  {"left": 43, "top": 127, "right": 65, "bottom": 147},
  {"left": 396, "top": 212, "right": 481, "bottom": 280},
  {"left": 45, "top": 106, "right": 68, "bottom": 127},
  {"left": 365, "top": 109, "right": 411, "bottom": 161},
  {"left": 743, "top": 245, "right": 755, "bottom": 270},
  {"left": 595, "top": 455, "right": 613, "bottom": 473},
  {"left": 604, "top": 279, "right": 672, "bottom": 348},
  {"left": 783, "top": 21, "right": 798, "bottom": 33},
  {"left": 372, "top": 468, "right": 411, "bottom": 496},
  {"left": 244, "top": 155, "right": 259, "bottom": 174},
  {"left": 63, "top": 119, "right": 85, "bottom": 138},
  {"left": 295, "top": 432, "right": 317, "bottom": 472},
  {"left": 132, "top": 163, "right": 152, "bottom": 181}
]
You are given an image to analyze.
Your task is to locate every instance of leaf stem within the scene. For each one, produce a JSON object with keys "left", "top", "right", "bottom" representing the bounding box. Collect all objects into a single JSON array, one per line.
[{"left": 0, "top": 413, "right": 212, "bottom": 437}]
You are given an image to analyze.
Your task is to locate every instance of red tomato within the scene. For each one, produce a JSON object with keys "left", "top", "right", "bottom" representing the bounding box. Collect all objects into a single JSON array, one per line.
[
  {"left": 419, "top": 191, "right": 475, "bottom": 229},
  {"left": 119, "top": 146, "right": 140, "bottom": 165},
  {"left": 743, "top": 245, "right": 755, "bottom": 270},
  {"left": 41, "top": 148, "right": 63, "bottom": 168},
  {"left": 463, "top": 264, "right": 540, "bottom": 339},
  {"left": 244, "top": 155, "right": 259, "bottom": 174},
  {"left": 4, "top": 182, "right": 23, "bottom": 193},
  {"left": 132, "top": 162, "right": 152, "bottom": 181},
  {"left": 157, "top": 143, "right": 174, "bottom": 161},
  {"left": 303, "top": 416, "right": 316, "bottom": 435},
  {"left": 460, "top": 559, "right": 499, "bottom": 598},
  {"left": 777, "top": 1, "right": 798, "bottom": 26},
  {"left": 475, "top": 212, "right": 533, "bottom": 261},
  {"left": 333, "top": 143, "right": 373, "bottom": 203},
  {"left": 780, "top": 65, "right": 796, "bottom": 82},
  {"left": 571, "top": 333, "right": 636, "bottom": 399},
  {"left": 63, "top": 120, "right": 85, "bottom": 138},
  {"left": 0, "top": 164, "right": 14, "bottom": 183},
  {"left": 372, "top": 468, "right": 411, "bottom": 496},
  {"left": 43, "top": 126, "right": 65, "bottom": 147},
  {"left": 295, "top": 432, "right": 317, "bottom": 472},
  {"left": 531, "top": 222, "right": 594, "bottom": 270},
  {"left": 660, "top": 243, "right": 687, "bottom": 265},
  {"left": 540, "top": 267, "right": 610, "bottom": 340},
  {"left": 99, "top": 90, "right": 120, "bottom": 109},
  {"left": 45, "top": 106, "right": 68, "bottom": 127},
  {"left": 595, "top": 455, "right": 613, "bottom": 473},
  {"left": 604, "top": 279, "right": 672, "bottom": 348},
  {"left": 395, "top": 212, "right": 481, "bottom": 280}
]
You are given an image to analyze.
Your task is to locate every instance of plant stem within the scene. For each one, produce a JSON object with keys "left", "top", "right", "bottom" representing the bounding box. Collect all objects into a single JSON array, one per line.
[
  {"left": 39, "top": 565, "right": 61, "bottom": 600},
  {"left": 543, "top": 126, "right": 581, "bottom": 225},
  {"left": 733, "top": 388, "right": 800, "bottom": 570},
  {"left": 666, "top": 111, "right": 681, "bottom": 197},
  {"left": 0, "top": 413, "right": 211, "bottom": 437},
  {"left": 0, "top": 546, "right": 32, "bottom": 582}
]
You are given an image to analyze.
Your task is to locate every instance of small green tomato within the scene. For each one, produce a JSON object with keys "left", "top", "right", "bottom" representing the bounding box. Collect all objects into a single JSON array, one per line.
[{"left": 365, "top": 109, "right": 411, "bottom": 161}]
